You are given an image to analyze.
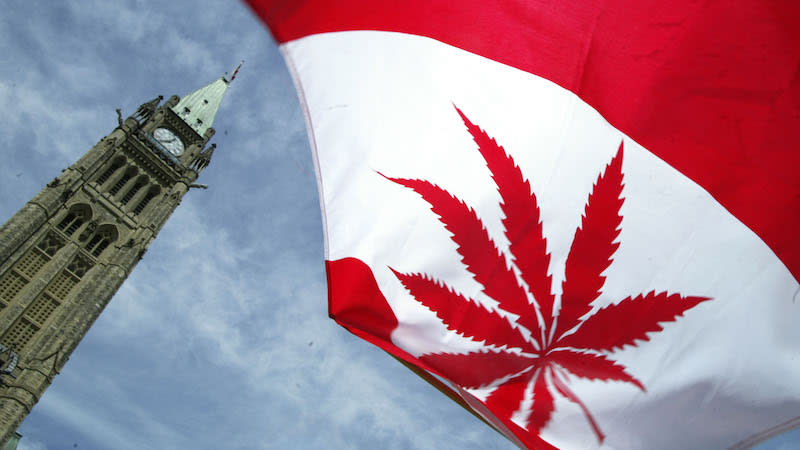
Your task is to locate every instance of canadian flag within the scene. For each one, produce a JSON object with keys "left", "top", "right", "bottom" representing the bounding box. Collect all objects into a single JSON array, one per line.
[{"left": 246, "top": 1, "right": 800, "bottom": 448}]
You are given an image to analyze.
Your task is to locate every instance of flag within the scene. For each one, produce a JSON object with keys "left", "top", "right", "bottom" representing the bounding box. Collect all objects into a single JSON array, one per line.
[{"left": 246, "top": 1, "right": 800, "bottom": 448}]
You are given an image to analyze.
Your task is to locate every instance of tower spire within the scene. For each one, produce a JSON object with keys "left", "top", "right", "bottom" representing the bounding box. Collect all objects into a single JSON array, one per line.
[{"left": 171, "top": 67, "right": 238, "bottom": 138}]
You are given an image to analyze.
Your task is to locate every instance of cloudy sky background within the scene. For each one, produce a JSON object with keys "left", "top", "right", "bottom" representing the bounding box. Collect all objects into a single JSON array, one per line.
[{"left": 0, "top": 1, "right": 795, "bottom": 449}]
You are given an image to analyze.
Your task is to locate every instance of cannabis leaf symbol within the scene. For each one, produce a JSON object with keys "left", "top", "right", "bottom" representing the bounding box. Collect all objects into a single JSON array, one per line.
[{"left": 383, "top": 106, "right": 710, "bottom": 443}]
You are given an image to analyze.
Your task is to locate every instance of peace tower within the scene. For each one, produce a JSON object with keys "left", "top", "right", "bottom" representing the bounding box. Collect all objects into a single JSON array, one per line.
[{"left": 0, "top": 73, "right": 235, "bottom": 444}]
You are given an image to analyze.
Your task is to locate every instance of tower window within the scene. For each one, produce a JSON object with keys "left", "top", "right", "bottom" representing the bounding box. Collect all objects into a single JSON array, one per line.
[
  {"left": 133, "top": 186, "right": 160, "bottom": 215},
  {"left": 0, "top": 252, "right": 93, "bottom": 352},
  {"left": 15, "top": 249, "right": 48, "bottom": 280},
  {"left": 109, "top": 167, "right": 137, "bottom": 196},
  {"left": 0, "top": 232, "right": 66, "bottom": 308},
  {"left": 0, "top": 318, "right": 39, "bottom": 352},
  {"left": 65, "top": 219, "right": 82, "bottom": 236},
  {"left": 26, "top": 293, "right": 60, "bottom": 327},
  {"left": 47, "top": 270, "right": 78, "bottom": 301},
  {"left": 0, "top": 272, "right": 26, "bottom": 305},
  {"left": 121, "top": 177, "right": 148, "bottom": 206},
  {"left": 85, "top": 235, "right": 106, "bottom": 257},
  {"left": 95, "top": 157, "right": 125, "bottom": 186},
  {"left": 93, "top": 241, "right": 109, "bottom": 257},
  {"left": 84, "top": 225, "right": 117, "bottom": 258},
  {"left": 183, "top": 107, "right": 191, "bottom": 114},
  {"left": 58, "top": 213, "right": 76, "bottom": 232},
  {"left": 196, "top": 118, "right": 203, "bottom": 126},
  {"left": 203, "top": 99, "right": 209, "bottom": 104},
  {"left": 57, "top": 204, "right": 91, "bottom": 237}
]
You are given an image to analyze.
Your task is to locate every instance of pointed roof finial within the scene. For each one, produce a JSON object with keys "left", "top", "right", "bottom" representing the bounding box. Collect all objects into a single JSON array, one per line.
[{"left": 229, "top": 60, "right": 244, "bottom": 83}]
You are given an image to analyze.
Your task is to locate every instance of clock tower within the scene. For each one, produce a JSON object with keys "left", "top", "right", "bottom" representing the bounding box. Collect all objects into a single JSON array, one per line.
[{"left": 0, "top": 73, "right": 235, "bottom": 444}]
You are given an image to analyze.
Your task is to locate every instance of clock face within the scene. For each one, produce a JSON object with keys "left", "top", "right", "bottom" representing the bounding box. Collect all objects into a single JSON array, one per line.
[{"left": 153, "top": 127, "right": 185, "bottom": 156}]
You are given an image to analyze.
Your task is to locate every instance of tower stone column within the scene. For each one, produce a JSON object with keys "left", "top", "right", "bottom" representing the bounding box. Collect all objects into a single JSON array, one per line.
[{"left": 0, "top": 74, "right": 234, "bottom": 444}]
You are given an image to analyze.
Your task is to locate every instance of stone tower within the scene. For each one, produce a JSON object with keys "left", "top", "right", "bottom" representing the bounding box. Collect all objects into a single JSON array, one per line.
[{"left": 0, "top": 74, "right": 234, "bottom": 443}]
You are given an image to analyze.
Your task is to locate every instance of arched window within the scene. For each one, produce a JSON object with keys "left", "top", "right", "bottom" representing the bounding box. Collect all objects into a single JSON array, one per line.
[
  {"left": 84, "top": 225, "right": 117, "bottom": 258},
  {"left": 133, "top": 186, "right": 160, "bottom": 215},
  {"left": 109, "top": 167, "right": 138, "bottom": 196},
  {"left": 95, "top": 157, "right": 125, "bottom": 186},
  {"left": 56, "top": 204, "right": 92, "bottom": 237},
  {"left": 121, "top": 176, "right": 148, "bottom": 206}
]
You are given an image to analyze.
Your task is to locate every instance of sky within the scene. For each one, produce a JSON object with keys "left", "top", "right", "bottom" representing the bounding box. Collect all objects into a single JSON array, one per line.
[{"left": 0, "top": 1, "right": 796, "bottom": 449}]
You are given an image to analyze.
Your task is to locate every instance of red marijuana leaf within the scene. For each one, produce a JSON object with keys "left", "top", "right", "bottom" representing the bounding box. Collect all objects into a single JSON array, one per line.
[{"left": 383, "top": 106, "right": 711, "bottom": 443}]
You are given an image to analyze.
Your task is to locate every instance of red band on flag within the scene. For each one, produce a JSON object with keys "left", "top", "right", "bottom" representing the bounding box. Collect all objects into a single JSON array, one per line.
[{"left": 247, "top": 0, "right": 800, "bottom": 281}]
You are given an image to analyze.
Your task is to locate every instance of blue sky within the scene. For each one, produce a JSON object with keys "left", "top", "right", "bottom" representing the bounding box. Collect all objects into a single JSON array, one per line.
[{"left": 0, "top": 1, "right": 795, "bottom": 449}]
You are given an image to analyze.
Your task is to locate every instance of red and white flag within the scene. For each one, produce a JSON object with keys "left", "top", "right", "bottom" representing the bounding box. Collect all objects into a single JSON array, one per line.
[{"left": 247, "top": 1, "right": 800, "bottom": 448}]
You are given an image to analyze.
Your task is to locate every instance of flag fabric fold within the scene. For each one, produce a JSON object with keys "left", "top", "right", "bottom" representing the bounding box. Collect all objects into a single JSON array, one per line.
[{"left": 247, "top": 1, "right": 800, "bottom": 448}]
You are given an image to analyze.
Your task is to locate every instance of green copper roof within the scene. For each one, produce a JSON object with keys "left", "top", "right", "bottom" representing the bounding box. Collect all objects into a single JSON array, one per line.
[
  {"left": 3, "top": 432, "right": 20, "bottom": 450},
  {"left": 172, "top": 77, "right": 229, "bottom": 137}
]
